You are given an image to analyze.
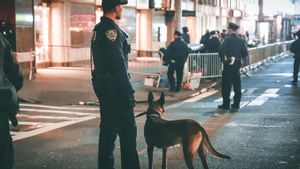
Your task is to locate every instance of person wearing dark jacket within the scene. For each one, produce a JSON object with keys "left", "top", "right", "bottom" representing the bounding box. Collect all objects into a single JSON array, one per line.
[
  {"left": 290, "top": 30, "right": 300, "bottom": 85},
  {"left": 200, "top": 29, "right": 210, "bottom": 45},
  {"left": 218, "top": 22, "right": 248, "bottom": 110},
  {"left": 0, "top": 33, "right": 23, "bottom": 169},
  {"left": 182, "top": 26, "right": 190, "bottom": 43},
  {"left": 205, "top": 30, "right": 221, "bottom": 53},
  {"left": 166, "top": 30, "right": 190, "bottom": 92},
  {"left": 90, "top": 0, "right": 140, "bottom": 169}
]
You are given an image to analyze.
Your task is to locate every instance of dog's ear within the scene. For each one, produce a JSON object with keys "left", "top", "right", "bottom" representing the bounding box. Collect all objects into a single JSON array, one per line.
[
  {"left": 148, "top": 91, "right": 154, "bottom": 104},
  {"left": 158, "top": 92, "right": 165, "bottom": 106}
]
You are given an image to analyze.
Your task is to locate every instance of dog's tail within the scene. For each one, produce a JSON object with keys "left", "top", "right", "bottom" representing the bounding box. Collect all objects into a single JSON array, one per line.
[{"left": 199, "top": 127, "right": 231, "bottom": 159}]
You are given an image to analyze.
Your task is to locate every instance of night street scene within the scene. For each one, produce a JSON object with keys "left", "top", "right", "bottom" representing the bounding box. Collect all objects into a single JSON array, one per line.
[{"left": 0, "top": 0, "right": 300, "bottom": 169}]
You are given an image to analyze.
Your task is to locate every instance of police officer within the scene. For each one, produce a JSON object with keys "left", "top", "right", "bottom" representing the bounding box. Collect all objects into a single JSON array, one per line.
[
  {"left": 218, "top": 22, "right": 248, "bottom": 110},
  {"left": 166, "top": 30, "right": 190, "bottom": 92},
  {"left": 290, "top": 30, "right": 300, "bottom": 85},
  {"left": 90, "top": 0, "right": 140, "bottom": 169},
  {"left": 0, "top": 33, "right": 23, "bottom": 169}
]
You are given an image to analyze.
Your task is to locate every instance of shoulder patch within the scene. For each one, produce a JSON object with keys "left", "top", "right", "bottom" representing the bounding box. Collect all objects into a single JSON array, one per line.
[{"left": 105, "top": 29, "right": 117, "bottom": 42}]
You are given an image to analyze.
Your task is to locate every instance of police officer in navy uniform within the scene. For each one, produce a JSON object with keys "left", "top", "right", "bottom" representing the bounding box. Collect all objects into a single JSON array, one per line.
[
  {"left": 218, "top": 22, "right": 248, "bottom": 110},
  {"left": 166, "top": 30, "right": 190, "bottom": 92},
  {"left": 90, "top": 0, "right": 140, "bottom": 169},
  {"left": 0, "top": 33, "right": 23, "bottom": 169},
  {"left": 290, "top": 30, "right": 300, "bottom": 85}
]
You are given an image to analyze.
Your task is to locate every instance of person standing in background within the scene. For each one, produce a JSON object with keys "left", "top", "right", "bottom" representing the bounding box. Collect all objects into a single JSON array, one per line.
[
  {"left": 290, "top": 30, "right": 300, "bottom": 85},
  {"left": 182, "top": 26, "right": 190, "bottom": 44},
  {"left": 166, "top": 30, "right": 190, "bottom": 92},
  {"left": 218, "top": 22, "right": 248, "bottom": 110}
]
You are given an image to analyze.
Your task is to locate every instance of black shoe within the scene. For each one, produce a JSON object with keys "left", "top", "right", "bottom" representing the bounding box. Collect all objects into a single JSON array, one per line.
[
  {"left": 291, "top": 81, "right": 297, "bottom": 85},
  {"left": 231, "top": 104, "right": 240, "bottom": 109},
  {"left": 175, "top": 87, "right": 181, "bottom": 92},
  {"left": 218, "top": 104, "right": 230, "bottom": 110}
]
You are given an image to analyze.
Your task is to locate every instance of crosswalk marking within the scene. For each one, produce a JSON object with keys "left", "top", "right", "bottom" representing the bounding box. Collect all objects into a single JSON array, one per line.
[
  {"left": 192, "top": 88, "right": 281, "bottom": 109},
  {"left": 242, "top": 88, "right": 257, "bottom": 96},
  {"left": 20, "top": 103, "right": 99, "bottom": 111},
  {"left": 20, "top": 108, "right": 96, "bottom": 116},
  {"left": 17, "top": 114, "right": 84, "bottom": 121},
  {"left": 12, "top": 103, "right": 99, "bottom": 141},
  {"left": 248, "top": 88, "right": 279, "bottom": 106}
]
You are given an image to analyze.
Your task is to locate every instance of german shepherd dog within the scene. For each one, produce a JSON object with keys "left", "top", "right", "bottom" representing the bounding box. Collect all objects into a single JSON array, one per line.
[{"left": 136, "top": 91, "right": 230, "bottom": 169}]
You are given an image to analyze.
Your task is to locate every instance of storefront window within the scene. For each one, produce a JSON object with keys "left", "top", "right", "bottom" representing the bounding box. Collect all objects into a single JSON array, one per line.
[
  {"left": 16, "top": 0, "right": 34, "bottom": 52},
  {"left": 70, "top": 2, "right": 95, "bottom": 47},
  {"left": 152, "top": 12, "right": 167, "bottom": 42}
]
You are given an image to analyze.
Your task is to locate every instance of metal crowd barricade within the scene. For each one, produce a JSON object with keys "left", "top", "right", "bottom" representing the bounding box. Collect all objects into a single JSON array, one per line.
[
  {"left": 187, "top": 53, "right": 222, "bottom": 78},
  {"left": 128, "top": 51, "right": 166, "bottom": 88},
  {"left": 185, "top": 41, "right": 294, "bottom": 90}
]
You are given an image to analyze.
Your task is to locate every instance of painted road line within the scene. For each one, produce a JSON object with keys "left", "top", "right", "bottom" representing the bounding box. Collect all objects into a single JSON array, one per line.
[
  {"left": 166, "top": 90, "right": 219, "bottom": 109},
  {"left": 12, "top": 115, "right": 98, "bottom": 141},
  {"left": 20, "top": 108, "right": 96, "bottom": 116},
  {"left": 248, "top": 88, "right": 279, "bottom": 106},
  {"left": 17, "top": 114, "right": 87, "bottom": 121},
  {"left": 243, "top": 88, "right": 257, "bottom": 96},
  {"left": 20, "top": 103, "right": 99, "bottom": 111},
  {"left": 226, "top": 122, "right": 281, "bottom": 128}
]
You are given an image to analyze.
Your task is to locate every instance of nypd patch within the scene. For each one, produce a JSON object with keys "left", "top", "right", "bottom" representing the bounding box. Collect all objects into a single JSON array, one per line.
[{"left": 105, "top": 29, "right": 117, "bottom": 42}]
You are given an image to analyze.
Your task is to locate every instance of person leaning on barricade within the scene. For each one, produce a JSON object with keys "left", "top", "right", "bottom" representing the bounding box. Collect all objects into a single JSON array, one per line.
[
  {"left": 218, "top": 22, "right": 248, "bottom": 110},
  {"left": 166, "top": 30, "right": 190, "bottom": 92},
  {"left": 0, "top": 33, "right": 23, "bottom": 169}
]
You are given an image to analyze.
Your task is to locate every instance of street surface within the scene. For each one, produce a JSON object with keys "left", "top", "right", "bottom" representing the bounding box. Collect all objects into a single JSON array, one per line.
[{"left": 13, "top": 56, "right": 300, "bottom": 169}]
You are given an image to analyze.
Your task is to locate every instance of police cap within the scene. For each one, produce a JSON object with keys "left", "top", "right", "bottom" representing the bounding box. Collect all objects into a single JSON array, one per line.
[
  {"left": 227, "top": 22, "right": 240, "bottom": 31},
  {"left": 102, "top": 0, "right": 128, "bottom": 11},
  {"left": 174, "top": 30, "right": 182, "bottom": 37}
]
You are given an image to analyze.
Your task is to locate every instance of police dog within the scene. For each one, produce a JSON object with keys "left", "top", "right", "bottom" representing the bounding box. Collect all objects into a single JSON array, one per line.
[{"left": 136, "top": 91, "right": 230, "bottom": 169}]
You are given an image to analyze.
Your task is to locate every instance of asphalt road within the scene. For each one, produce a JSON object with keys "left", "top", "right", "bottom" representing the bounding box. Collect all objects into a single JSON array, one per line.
[{"left": 13, "top": 56, "right": 300, "bottom": 169}]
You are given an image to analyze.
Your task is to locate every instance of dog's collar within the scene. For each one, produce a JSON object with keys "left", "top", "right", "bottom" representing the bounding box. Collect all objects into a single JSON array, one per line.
[{"left": 146, "top": 109, "right": 161, "bottom": 118}]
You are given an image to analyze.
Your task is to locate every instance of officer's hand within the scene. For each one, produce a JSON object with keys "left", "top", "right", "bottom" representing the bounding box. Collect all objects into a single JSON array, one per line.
[
  {"left": 129, "top": 93, "right": 136, "bottom": 107},
  {"left": 9, "top": 115, "right": 18, "bottom": 127}
]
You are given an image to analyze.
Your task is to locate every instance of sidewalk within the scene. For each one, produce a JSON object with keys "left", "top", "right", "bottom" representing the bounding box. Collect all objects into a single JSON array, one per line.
[{"left": 18, "top": 67, "right": 220, "bottom": 110}]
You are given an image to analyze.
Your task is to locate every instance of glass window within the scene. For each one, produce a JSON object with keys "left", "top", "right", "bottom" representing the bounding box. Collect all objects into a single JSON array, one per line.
[
  {"left": 70, "top": 2, "right": 95, "bottom": 47},
  {"left": 152, "top": 11, "right": 167, "bottom": 43},
  {"left": 15, "top": 0, "right": 34, "bottom": 52}
]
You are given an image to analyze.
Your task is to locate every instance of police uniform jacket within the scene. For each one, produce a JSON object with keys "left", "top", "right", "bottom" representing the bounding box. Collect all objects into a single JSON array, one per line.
[
  {"left": 91, "top": 16, "right": 133, "bottom": 96},
  {"left": 218, "top": 33, "right": 248, "bottom": 67},
  {"left": 167, "top": 38, "right": 189, "bottom": 64},
  {"left": 0, "top": 33, "right": 23, "bottom": 113},
  {"left": 290, "top": 38, "right": 300, "bottom": 59}
]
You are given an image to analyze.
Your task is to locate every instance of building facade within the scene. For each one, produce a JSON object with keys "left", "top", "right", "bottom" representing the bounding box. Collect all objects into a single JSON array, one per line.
[{"left": 1, "top": 0, "right": 262, "bottom": 73}]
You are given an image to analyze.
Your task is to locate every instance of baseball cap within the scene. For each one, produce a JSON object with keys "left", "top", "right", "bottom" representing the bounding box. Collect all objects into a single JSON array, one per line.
[{"left": 102, "top": 0, "right": 128, "bottom": 10}]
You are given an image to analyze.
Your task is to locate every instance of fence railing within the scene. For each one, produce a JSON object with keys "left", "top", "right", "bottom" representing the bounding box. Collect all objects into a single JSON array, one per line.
[
  {"left": 126, "top": 41, "right": 293, "bottom": 89},
  {"left": 186, "top": 53, "right": 222, "bottom": 78}
]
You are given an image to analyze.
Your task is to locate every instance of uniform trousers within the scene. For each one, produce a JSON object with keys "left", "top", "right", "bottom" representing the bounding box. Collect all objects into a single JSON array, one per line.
[
  {"left": 93, "top": 85, "right": 140, "bottom": 169},
  {"left": 0, "top": 113, "right": 14, "bottom": 169},
  {"left": 293, "top": 57, "right": 300, "bottom": 82},
  {"left": 221, "top": 65, "right": 241, "bottom": 107},
  {"left": 167, "top": 62, "right": 185, "bottom": 90}
]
